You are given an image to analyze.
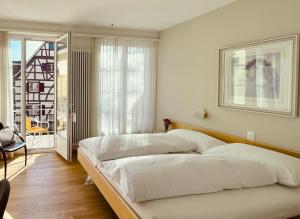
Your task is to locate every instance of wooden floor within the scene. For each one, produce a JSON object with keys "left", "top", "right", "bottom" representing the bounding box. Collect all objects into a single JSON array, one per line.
[{"left": 0, "top": 152, "right": 118, "bottom": 219}]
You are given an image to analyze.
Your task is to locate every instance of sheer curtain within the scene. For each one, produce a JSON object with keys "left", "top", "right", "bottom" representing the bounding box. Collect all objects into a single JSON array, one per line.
[
  {"left": 0, "top": 31, "right": 12, "bottom": 127},
  {"left": 95, "top": 37, "right": 157, "bottom": 135}
]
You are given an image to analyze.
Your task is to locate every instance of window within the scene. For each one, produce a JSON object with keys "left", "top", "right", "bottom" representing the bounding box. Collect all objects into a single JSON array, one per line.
[
  {"left": 47, "top": 63, "right": 54, "bottom": 72},
  {"left": 28, "top": 82, "right": 39, "bottom": 92},
  {"left": 96, "top": 38, "right": 157, "bottom": 135}
]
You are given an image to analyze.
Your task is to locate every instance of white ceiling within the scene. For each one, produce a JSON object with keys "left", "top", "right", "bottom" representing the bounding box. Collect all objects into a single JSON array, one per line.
[{"left": 0, "top": 0, "right": 236, "bottom": 31}]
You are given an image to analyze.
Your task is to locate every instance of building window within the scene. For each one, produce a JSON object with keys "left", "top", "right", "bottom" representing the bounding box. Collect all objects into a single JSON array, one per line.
[
  {"left": 28, "top": 82, "right": 39, "bottom": 92},
  {"left": 47, "top": 63, "right": 54, "bottom": 72}
]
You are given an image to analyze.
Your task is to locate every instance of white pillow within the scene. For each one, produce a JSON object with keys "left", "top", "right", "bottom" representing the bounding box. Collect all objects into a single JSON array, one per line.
[
  {"left": 204, "top": 143, "right": 300, "bottom": 187},
  {"left": 167, "top": 129, "right": 226, "bottom": 153}
]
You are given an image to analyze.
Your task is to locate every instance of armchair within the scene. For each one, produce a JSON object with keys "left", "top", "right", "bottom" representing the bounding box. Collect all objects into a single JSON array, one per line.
[{"left": 0, "top": 130, "right": 27, "bottom": 179}]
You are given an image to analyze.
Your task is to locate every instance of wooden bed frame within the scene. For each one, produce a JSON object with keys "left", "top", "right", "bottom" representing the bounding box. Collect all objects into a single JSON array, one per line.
[
  {"left": 78, "top": 150, "right": 140, "bottom": 218},
  {"left": 78, "top": 121, "right": 300, "bottom": 219}
]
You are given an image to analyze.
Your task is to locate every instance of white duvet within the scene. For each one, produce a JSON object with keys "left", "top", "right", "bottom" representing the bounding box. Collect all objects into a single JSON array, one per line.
[
  {"left": 79, "top": 133, "right": 196, "bottom": 162},
  {"left": 100, "top": 153, "right": 278, "bottom": 202}
]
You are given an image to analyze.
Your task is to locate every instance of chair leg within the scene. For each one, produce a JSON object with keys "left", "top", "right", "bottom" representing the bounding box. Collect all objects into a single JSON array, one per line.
[
  {"left": 32, "top": 133, "right": 35, "bottom": 147},
  {"left": 47, "top": 131, "right": 50, "bottom": 147},
  {"left": 24, "top": 146, "right": 27, "bottom": 166},
  {"left": 1, "top": 150, "right": 7, "bottom": 179}
]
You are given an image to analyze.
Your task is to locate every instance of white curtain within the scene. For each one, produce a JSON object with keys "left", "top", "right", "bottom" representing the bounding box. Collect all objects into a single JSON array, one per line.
[
  {"left": 0, "top": 31, "right": 12, "bottom": 127},
  {"left": 95, "top": 37, "right": 157, "bottom": 135}
]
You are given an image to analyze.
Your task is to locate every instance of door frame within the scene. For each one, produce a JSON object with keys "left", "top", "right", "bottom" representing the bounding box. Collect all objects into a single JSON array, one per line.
[
  {"left": 9, "top": 32, "right": 73, "bottom": 160},
  {"left": 9, "top": 34, "right": 57, "bottom": 145},
  {"left": 54, "top": 32, "right": 73, "bottom": 162}
]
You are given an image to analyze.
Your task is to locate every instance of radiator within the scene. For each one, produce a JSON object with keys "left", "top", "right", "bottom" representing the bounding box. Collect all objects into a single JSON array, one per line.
[{"left": 71, "top": 49, "right": 90, "bottom": 147}]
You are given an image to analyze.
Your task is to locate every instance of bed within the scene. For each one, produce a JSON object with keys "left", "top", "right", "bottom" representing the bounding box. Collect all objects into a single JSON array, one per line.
[{"left": 78, "top": 121, "right": 300, "bottom": 219}]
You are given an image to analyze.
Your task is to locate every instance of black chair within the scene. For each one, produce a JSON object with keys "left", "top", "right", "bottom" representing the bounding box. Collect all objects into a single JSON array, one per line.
[
  {"left": 0, "top": 179, "right": 10, "bottom": 219},
  {"left": 0, "top": 131, "right": 27, "bottom": 179}
]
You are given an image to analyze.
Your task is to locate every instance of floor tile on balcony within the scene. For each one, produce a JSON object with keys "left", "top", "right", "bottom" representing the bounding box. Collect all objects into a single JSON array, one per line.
[{"left": 26, "top": 134, "right": 54, "bottom": 150}]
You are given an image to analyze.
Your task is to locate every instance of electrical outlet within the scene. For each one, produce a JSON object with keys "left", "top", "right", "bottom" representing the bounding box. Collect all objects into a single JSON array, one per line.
[{"left": 247, "top": 131, "right": 255, "bottom": 142}]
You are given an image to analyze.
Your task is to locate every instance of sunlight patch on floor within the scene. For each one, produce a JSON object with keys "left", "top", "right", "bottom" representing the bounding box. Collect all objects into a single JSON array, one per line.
[
  {"left": 0, "top": 154, "right": 42, "bottom": 181},
  {"left": 4, "top": 211, "right": 14, "bottom": 219},
  {"left": 1, "top": 154, "right": 48, "bottom": 219}
]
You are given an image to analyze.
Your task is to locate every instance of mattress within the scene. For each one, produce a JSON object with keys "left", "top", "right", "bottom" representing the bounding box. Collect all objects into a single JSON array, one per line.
[
  {"left": 78, "top": 137, "right": 99, "bottom": 166},
  {"left": 126, "top": 184, "right": 300, "bottom": 219},
  {"left": 79, "top": 147, "right": 300, "bottom": 219}
]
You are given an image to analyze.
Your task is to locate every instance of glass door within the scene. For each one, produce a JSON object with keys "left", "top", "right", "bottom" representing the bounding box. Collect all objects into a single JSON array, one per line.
[{"left": 55, "top": 33, "right": 72, "bottom": 162}]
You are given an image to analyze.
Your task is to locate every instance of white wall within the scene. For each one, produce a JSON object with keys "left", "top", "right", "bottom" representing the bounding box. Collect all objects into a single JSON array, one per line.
[{"left": 156, "top": 0, "right": 300, "bottom": 151}]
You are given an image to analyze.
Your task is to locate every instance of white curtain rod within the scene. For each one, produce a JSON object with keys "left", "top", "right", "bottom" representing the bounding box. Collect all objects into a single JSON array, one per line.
[{"left": 72, "top": 33, "right": 160, "bottom": 42}]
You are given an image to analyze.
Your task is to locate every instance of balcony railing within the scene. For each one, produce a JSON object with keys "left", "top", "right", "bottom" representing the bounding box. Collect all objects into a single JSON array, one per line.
[{"left": 13, "top": 103, "right": 55, "bottom": 134}]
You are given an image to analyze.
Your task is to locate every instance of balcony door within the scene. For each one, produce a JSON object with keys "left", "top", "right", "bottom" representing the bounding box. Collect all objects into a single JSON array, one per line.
[
  {"left": 55, "top": 33, "right": 72, "bottom": 162},
  {"left": 9, "top": 37, "right": 56, "bottom": 150},
  {"left": 9, "top": 33, "right": 72, "bottom": 162}
]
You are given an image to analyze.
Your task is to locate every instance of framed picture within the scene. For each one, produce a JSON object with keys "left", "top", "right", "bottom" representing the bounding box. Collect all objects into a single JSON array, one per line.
[{"left": 219, "top": 34, "right": 299, "bottom": 117}]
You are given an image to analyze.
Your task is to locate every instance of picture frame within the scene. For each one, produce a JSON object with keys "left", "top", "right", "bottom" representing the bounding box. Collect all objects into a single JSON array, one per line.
[{"left": 218, "top": 34, "right": 299, "bottom": 117}]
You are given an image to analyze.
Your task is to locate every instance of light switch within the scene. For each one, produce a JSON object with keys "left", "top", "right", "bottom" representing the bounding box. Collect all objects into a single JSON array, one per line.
[{"left": 247, "top": 131, "right": 255, "bottom": 142}]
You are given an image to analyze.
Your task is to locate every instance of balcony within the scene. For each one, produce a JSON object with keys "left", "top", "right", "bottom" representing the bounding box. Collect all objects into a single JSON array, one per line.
[
  {"left": 26, "top": 134, "right": 54, "bottom": 150},
  {"left": 10, "top": 41, "right": 55, "bottom": 150},
  {"left": 13, "top": 104, "right": 55, "bottom": 150}
]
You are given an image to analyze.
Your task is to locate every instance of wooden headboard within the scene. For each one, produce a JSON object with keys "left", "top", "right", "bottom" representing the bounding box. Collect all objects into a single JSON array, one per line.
[{"left": 172, "top": 121, "right": 300, "bottom": 159}]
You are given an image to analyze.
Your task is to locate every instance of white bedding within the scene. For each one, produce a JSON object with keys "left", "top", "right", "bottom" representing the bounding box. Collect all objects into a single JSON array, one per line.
[
  {"left": 79, "top": 132, "right": 300, "bottom": 218},
  {"left": 168, "top": 129, "right": 226, "bottom": 152},
  {"left": 78, "top": 135, "right": 199, "bottom": 166},
  {"left": 100, "top": 153, "right": 277, "bottom": 202},
  {"left": 78, "top": 137, "right": 99, "bottom": 166},
  {"left": 126, "top": 184, "right": 300, "bottom": 219},
  {"left": 78, "top": 129, "right": 228, "bottom": 164},
  {"left": 205, "top": 143, "right": 300, "bottom": 187},
  {"left": 78, "top": 147, "right": 300, "bottom": 219},
  {"left": 79, "top": 133, "right": 196, "bottom": 162},
  {"left": 96, "top": 158, "right": 300, "bottom": 219}
]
